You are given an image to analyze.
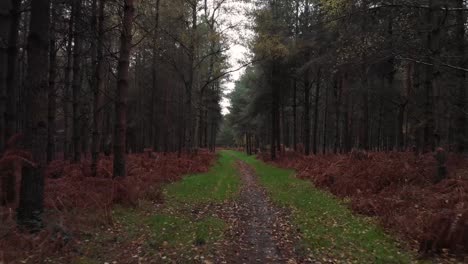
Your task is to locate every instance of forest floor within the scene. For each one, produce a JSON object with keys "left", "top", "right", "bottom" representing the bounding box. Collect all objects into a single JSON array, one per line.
[
  {"left": 7, "top": 150, "right": 464, "bottom": 263},
  {"left": 70, "top": 150, "right": 422, "bottom": 264}
]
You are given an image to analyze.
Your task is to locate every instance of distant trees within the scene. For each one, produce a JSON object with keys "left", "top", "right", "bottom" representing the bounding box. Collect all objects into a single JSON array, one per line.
[
  {"left": 0, "top": 0, "right": 232, "bottom": 230},
  {"left": 227, "top": 0, "right": 468, "bottom": 158}
]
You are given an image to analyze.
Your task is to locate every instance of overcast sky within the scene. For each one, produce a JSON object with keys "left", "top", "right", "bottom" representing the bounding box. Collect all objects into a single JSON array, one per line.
[{"left": 219, "top": 1, "right": 254, "bottom": 115}]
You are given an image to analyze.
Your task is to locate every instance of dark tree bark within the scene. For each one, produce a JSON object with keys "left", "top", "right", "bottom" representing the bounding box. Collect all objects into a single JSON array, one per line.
[
  {"left": 91, "top": 0, "right": 106, "bottom": 176},
  {"left": 342, "top": 74, "right": 351, "bottom": 152},
  {"left": 304, "top": 67, "right": 311, "bottom": 155},
  {"left": 5, "top": 0, "right": 20, "bottom": 142},
  {"left": 17, "top": 0, "right": 50, "bottom": 231},
  {"left": 47, "top": 2, "right": 58, "bottom": 163},
  {"left": 282, "top": 105, "right": 289, "bottom": 148},
  {"left": 397, "top": 63, "right": 413, "bottom": 151},
  {"left": 423, "top": 0, "right": 442, "bottom": 151},
  {"left": 72, "top": 0, "right": 83, "bottom": 163},
  {"left": 150, "top": 0, "right": 161, "bottom": 151},
  {"left": 293, "top": 78, "right": 297, "bottom": 151},
  {"left": 63, "top": 1, "right": 74, "bottom": 160},
  {"left": 184, "top": 1, "right": 198, "bottom": 154},
  {"left": 360, "top": 67, "right": 369, "bottom": 150},
  {"left": 0, "top": 0, "right": 11, "bottom": 152},
  {"left": 113, "top": 0, "right": 135, "bottom": 178},
  {"left": 270, "top": 63, "right": 279, "bottom": 160},
  {"left": 456, "top": 0, "right": 466, "bottom": 153},
  {"left": 312, "top": 69, "right": 321, "bottom": 154},
  {"left": 323, "top": 77, "right": 329, "bottom": 154},
  {"left": 334, "top": 74, "right": 341, "bottom": 154},
  {"left": 276, "top": 100, "right": 281, "bottom": 152}
]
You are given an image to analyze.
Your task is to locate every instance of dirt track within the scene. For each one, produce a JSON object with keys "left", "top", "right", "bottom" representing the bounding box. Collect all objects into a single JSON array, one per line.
[{"left": 214, "top": 161, "right": 309, "bottom": 264}]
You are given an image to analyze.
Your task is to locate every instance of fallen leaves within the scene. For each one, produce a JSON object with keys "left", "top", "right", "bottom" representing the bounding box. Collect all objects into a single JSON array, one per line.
[{"left": 267, "top": 151, "right": 468, "bottom": 257}]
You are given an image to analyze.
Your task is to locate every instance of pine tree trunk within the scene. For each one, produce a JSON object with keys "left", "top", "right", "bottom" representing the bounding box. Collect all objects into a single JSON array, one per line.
[
  {"left": 424, "top": 0, "right": 442, "bottom": 151},
  {"left": 47, "top": 4, "right": 58, "bottom": 163},
  {"left": 360, "top": 67, "right": 369, "bottom": 150},
  {"left": 185, "top": 2, "right": 198, "bottom": 154},
  {"left": 334, "top": 75, "right": 341, "bottom": 154},
  {"left": 0, "top": 0, "right": 11, "bottom": 152},
  {"left": 293, "top": 78, "right": 297, "bottom": 151},
  {"left": 5, "top": 0, "right": 20, "bottom": 142},
  {"left": 342, "top": 74, "right": 351, "bottom": 152},
  {"left": 91, "top": 0, "right": 106, "bottom": 176},
  {"left": 323, "top": 78, "right": 329, "bottom": 154},
  {"left": 304, "top": 68, "right": 311, "bottom": 155},
  {"left": 456, "top": 0, "right": 467, "bottom": 153},
  {"left": 63, "top": 2, "right": 74, "bottom": 160},
  {"left": 113, "top": 0, "right": 135, "bottom": 178},
  {"left": 276, "top": 100, "right": 281, "bottom": 152},
  {"left": 17, "top": 0, "right": 50, "bottom": 231},
  {"left": 282, "top": 105, "right": 289, "bottom": 148},
  {"left": 312, "top": 69, "right": 321, "bottom": 154},
  {"left": 72, "top": 0, "right": 83, "bottom": 163},
  {"left": 270, "top": 64, "right": 278, "bottom": 160}
]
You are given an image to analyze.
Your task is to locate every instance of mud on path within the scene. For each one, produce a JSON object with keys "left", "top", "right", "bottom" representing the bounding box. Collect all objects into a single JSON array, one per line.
[{"left": 214, "top": 161, "right": 311, "bottom": 264}]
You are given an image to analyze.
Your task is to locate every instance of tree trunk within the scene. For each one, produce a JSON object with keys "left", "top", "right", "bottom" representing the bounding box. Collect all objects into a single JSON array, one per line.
[
  {"left": 91, "top": 0, "right": 106, "bottom": 176},
  {"left": 113, "top": 0, "right": 135, "bottom": 178},
  {"left": 72, "top": 0, "right": 83, "bottom": 163},
  {"left": 63, "top": 2, "right": 74, "bottom": 160},
  {"left": 360, "top": 67, "right": 369, "bottom": 150},
  {"left": 282, "top": 105, "right": 289, "bottom": 148},
  {"left": 0, "top": 0, "right": 11, "bottom": 152},
  {"left": 342, "top": 74, "right": 351, "bottom": 152},
  {"left": 276, "top": 100, "right": 281, "bottom": 152},
  {"left": 304, "top": 67, "right": 311, "bottom": 155},
  {"left": 5, "top": 0, "right": 20, "bottom": 142},
  {"left": 456, "top": 0, "right": 466, "bottom": 153},
  {"left": 150, "top": 0, "right": 161, "bottom": 151},
  {"left": 185, "top": 1, "right": 198, "bottom": 154},
  {"left": 424, "top": 0, "right": 442, "bottom": 151},
  {"left": 312, "top": 69, "right": 321, "bottom": 154},
  {"left": 17, "top": 0, "right": 50, "bottom": 231},
  {"left": 270, "top": 64, "right": 278, "bottom": 160},
  {"left": 334, "top": 74, "right": 341, "bottom": 154},
  {"left": 323, "top": 78, "right": 329, "bottom": 154},
  {"left": 293, "top": 78, "right": 297, "bottom": 151},
  {"left": 47, "top": 3, "right": 58, "bottom": 163}
]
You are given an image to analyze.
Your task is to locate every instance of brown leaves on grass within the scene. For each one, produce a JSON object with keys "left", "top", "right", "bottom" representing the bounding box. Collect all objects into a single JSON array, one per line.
[
  {"left": 0, "top": 150, "right": 216, "bottom": 263},
  {"left": 265, "top": 151, "right": 468, "bottom": 256},
  {"left": 43, "top": 151, "right": 215, "bottom": 209}
]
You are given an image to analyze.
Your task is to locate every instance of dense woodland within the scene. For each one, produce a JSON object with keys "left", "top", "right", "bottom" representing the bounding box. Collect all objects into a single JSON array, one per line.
[
  {"left": 223, "top": 0, "right": 468, "bottom": 160},
  {"left": 0, "top": 0, "right": 234, "bottom": 230},
  {"left": 1, "top": 0, "right": 468, "bottom": 258}
]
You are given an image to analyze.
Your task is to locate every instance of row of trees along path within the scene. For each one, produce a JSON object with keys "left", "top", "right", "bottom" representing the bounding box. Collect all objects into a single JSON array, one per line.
[
  {"left": 224, "top": 0, "right": 467, "bottom": 161},
  {"left": 1, "top": 0, "right": 468, "bottom": 235},
  {"left": 0, "top": 0, "right": 238, "bottom": 231}
]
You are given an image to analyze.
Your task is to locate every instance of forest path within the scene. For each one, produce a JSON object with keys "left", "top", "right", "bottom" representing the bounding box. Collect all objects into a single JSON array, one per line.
[
  {"left": 56, "top": 151, "right": 416, "bottom": 263},
  {"left": 214, "top": 160, "right": 303, "bottom": 264}
]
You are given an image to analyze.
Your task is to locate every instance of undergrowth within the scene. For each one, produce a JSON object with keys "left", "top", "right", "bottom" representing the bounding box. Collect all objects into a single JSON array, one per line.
[
  {"left": 228, "top": 150, "right": 416, "bottom": 263},
  {"left": 267, "top": 151, "right": 468, "bottom": 258},
  {"left": 0, "top": 150, "right": 216, "bottom": 263},
  {"left": 75, "top": 151, "right": 240, "bottom": 263}
]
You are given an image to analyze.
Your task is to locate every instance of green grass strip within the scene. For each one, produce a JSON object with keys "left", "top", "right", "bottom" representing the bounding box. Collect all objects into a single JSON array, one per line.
[
  {"left": 226, "top": 150, "right": 415, "bottom": 264},
  {"left": 110, "top": 151, "right": 240, "bottom": 258},
  {"left": 164, "top": 151, "right": 240, "bottom": 205}
]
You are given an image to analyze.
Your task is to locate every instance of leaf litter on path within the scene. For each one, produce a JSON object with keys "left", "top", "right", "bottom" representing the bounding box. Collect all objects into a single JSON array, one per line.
[{"left": 213, "top": 161, "right": 314, "bottom": 264}]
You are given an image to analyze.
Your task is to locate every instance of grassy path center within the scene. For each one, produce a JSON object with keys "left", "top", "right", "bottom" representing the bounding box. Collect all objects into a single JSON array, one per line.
[{"left": 77, "top": 150, "right": 418, "bottom": 264}]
